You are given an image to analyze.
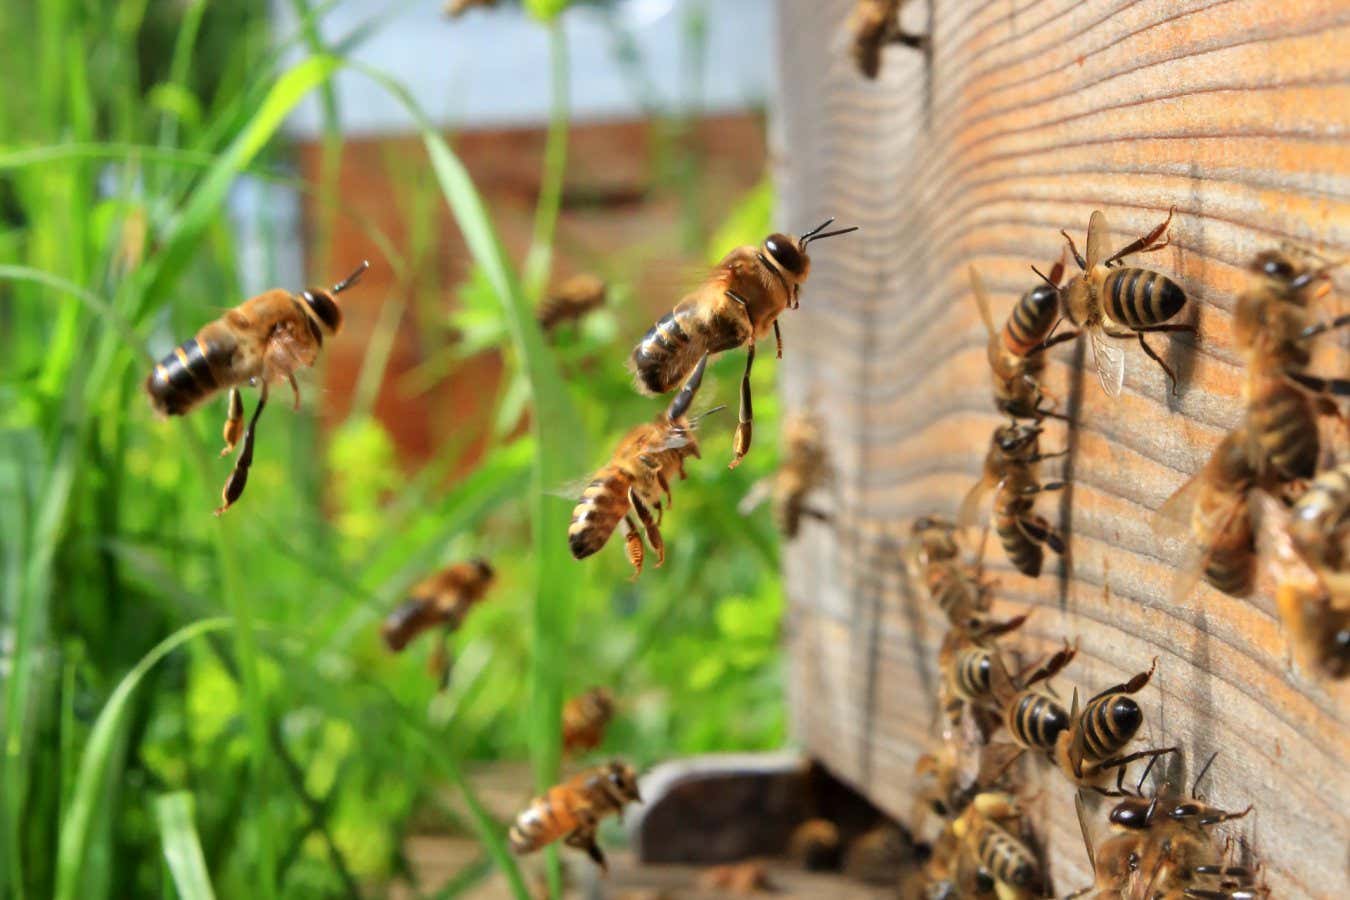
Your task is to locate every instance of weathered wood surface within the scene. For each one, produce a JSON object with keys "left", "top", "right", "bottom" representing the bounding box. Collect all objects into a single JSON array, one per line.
[{"left": 773, "top": 1, "right": 1349, "bottom": 896}]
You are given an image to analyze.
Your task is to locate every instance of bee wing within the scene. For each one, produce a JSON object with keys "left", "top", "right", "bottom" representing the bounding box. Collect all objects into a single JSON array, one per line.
[
  {"left": 547, "top": 474, "right": 605, "bottom": 502},
  {"left": 1164, "top": 493, "right": 1247, "bottom": 607},
  {"left": 957, "top": 476, "right": 996, "bottom": 531},
  {"left": 1074, "top": 791, "right": 1096, "bottom": 872},
  {"left": 1089, "top": 327, "right": 1126, "bottom": 398},
  {"left": 968, "top": 266, "right": 999, "bottom": 338},
  {"left": 1086, "top": 209, "right": 1108, "bottom": 270}
]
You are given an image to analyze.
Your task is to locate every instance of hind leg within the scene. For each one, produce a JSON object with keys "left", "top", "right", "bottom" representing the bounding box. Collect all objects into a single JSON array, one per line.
[
  {"left": 221, "top": 388, "right": 244, "bottom": 456},
  {"left": 215, "top": 384, "right": 269, "bottom": 515},
  {"left": 621, "top": 515, "right": 644, "bottom": 579},
  {"left": 630, "top": 489, "right": 664, "bottom": 566}
]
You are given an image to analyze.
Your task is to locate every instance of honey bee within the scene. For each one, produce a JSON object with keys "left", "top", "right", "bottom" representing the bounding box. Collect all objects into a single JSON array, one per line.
[
  {"left": 1036, "top": 210, "right": 1192, "bottom": 397},
  {"left": 787, "top": 818, "right": 842, "bottom": 871},
  {"left": 960, "top": 423, "right": 1066, "bottom": 578},
  {"left": 939, "top": 611, "right": 1030, "bottom": 735},
  {"left": 145, "top": 261, "right": 368, "bottom": 514},
  {"left": 569, "top": 354, "right": 716, "bottom": 576},
  {"left": 979, "top": 641, "right": 1076, "bottom": 784},
  {"left": 1154, "top": 428, "right": 1258, "bottom": 604},
  {"left": 537, "top": 273, "right": 607, "bottom": 334},
  {"left": 1056, "top": 659, "right": 1176, "bottom": 796},
  {"left": 951, "top": 792, "right": 1044, "bottom": 900},
  {"left": 629, "top": 219, "right": 857, "bottom": 468},
  {"left": 561, "top": 687, "right": 615, "bottom": 755},
  {"left": 1267, "top": 464, "right": 1350, "bottom": 677},
  {"left": 738, "top": 410, "right": 830, "bottom": 537},
  {"left": 507, "top": 759, "right": 642, "bottom": 872},
  {"left": 846, "top": 0, "right": 927, "bottom": 79},
  {"left": 381, "top": 559, "right": 494, "bottom": 684},
  {"left": 969, "top": 263, "right": 1067, "bottom": 421},
  {"left": 843, "top": 823, "right": 914, "bottom": 884}
]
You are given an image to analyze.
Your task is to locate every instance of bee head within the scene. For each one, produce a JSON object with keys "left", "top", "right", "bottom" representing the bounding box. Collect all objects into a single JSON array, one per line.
[
  {"left": 470, "top": 558, "right": 494, "bottom": 581},
  {"left": 1249, "top": 249, "right": 1299, "bottom": 283},
  {"left": 301, "top": 260, "right": 370, "bottom": 335},
  {"left": 605, "top": 760, "right": 642, "bottom": 803},
  {"left": 764, "top": 232, "right": 807, "bottom": 278}
]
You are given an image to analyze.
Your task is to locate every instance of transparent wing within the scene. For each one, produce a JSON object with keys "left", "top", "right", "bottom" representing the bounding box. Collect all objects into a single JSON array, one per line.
[
  {"left": 1086, "top": 209, "right": 1108, "bottom": 270},
  {"left": 968, "top": 266, "right": 998, "bottom": 338},
  {"left": 958, "top": 476, "right": 996, "bottom": 531},
  {"left": 1152, "top": 465, "right": 1206, "bottom": 543},
  {"left": 1166, "top": 495, "right": 1248, "bottom": 607},
  {"left": 1089, "top": 327, "right": 1126, "bottom": 398}
]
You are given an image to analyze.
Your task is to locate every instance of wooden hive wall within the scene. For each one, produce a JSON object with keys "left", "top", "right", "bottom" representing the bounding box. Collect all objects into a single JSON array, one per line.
[{"left": 771, "top": 0, "right": 1349, "bottom": 895}]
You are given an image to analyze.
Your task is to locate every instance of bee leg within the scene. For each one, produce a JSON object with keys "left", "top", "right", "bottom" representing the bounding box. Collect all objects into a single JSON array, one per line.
[
  {"left": 1299, "top": 311, "right": 1350, "bottom": 340},
  {"left": 622, "top": 515, "right": 644, "bottom": 578},
  {"left": 730, "top": 342, "right": 756, "bottom": 470},
  {"left": 1093, "top": 746, "right": 1180, "bottom": 795},
  {"left": 1060, "top": 230, "right": 1087, "bottom": 271},
  {"left": 215, "top": 385, "right": 269, "bottom": 516},
  {"left": 1026, "top": 328, "right": 1081, "bottom": 357},
  {"left": 629, "top": 489, "right": 664, "bottom": 567},
  {"left": 1135, "top": 333, "right": 1182, "bottom": 395},
  {"left": 886, "top": 28, "right": 928, "bottom": 50},
  {"left": 1104, "top": 207, "right": 1174, "bottom": 265},
  {"left": 288, "top": 373, "right": 302, "bottom": 410},
  {"left": 1088, "top": 656, "right": 1158, "bottom": 705},
  {"left": 773, "top": 319, "right": 784, "bottom": 360},
  {"left": 221, "top": 388, "right": 244, "bottom": 456},
  {"left": 1018, "top": 514, "right": 1064, "bottom": 554},
  {"left": 657, "top": 471, "right": 673, "bottom": 508},
  {"left": 1285, "top": 368, "right": 1350, "bottom": 398}
]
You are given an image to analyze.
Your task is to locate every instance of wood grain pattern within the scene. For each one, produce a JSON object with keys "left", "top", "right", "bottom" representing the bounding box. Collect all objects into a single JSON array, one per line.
[{"left": 772, "top": 1, "right": 1349, "bottom": 895}]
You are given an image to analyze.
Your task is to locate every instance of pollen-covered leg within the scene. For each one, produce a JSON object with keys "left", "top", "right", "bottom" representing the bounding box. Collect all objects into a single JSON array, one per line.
[
  {"left": 220, "top": 388, "right": 244, "bottom": 456},
  {"left": 288, "top": 373, "right": 302, "bottom": 410},
  {"left": 630, "top": 489, "right": 664, "bottom": 567},
  {"left": 773, "top": 319, "right": 784, "bottom": 360},
  {"left": 565, "top": 827, "right": 607, "bottom": 873},
  {"left": 215, "top": 384, "right": 269, "bottom": 516},
  {"left": 622, "top": 515, "right": 644, "bottom": 579},
  {"left": 730, "top": 342, "right": 756, "bottom": 470}
]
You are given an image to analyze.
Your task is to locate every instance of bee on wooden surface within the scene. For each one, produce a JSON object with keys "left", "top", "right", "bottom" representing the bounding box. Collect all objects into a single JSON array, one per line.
[
  {"left": 843, "top": 823, "right": 915, "bottom": 884},
  {"left": 739, "top": 409, "right": 830, "bottom": 537},
  {"left": 1154, "top": 429, "right": 1258, "bottom": 604},
  {"left": 980, "top": 641, "right": 1076, "bottom": 784},
  {"left": 969, "top": 263, "right": 1067, "bottom": 422},
  {"left": 381, "top": 559, "right": 494, "bottom": 685},
  {"left": 1055, "top": 659, "right": 1176, "bottom": 796},
  {"left": 629, "top": 219, "right": 857, "bottom": 468},
  {"left": 507, "top": 759, "right": 642, "bottom": 872},
  {"left": 569, "top": 354, "right": 717, "bottom": 576},
  {"left": 960, "top": 423, "right": 1066, "bottom": 579},
  {"left": 1035, "top": 209, "right": 1192, "bottom": 397},
  {"left": 537, "top": 273, "right": 607, "bottom": 335},
  {"left": 906, "top": 515, "right": 963, "bottom": 579},
  {"left": 951, "top": 792, "right": 1044, "bottom": 900},
  {"left": 846, "top": 0, "right": 927, "bottom": 79},
  {"left": 939, "top": 611, "right": 1030, "bottom": 736},
  {"left": 146, "top": 261, "right": 368, "bottom": 514},
  {"left": 562, "top": 687, "right": 615, "bottom": 755}
]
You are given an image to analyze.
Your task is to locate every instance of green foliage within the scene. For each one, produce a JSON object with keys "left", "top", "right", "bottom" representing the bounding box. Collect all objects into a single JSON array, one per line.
[{"left": 0, "top": 2, "right": 784, "bottom": 898}]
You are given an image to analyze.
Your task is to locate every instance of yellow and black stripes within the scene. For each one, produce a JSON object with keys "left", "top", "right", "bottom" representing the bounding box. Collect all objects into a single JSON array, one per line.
[
  {"left": 953, "top": 648, "right": 992, "bottom": 700},
  {"left": 996, "top": 499, "right": 1044, "bottom": 577},
  {"left": 1009, "top": 691, "right": 1069, "bottom": 752},
  {"left": 146, "top": 335, "right": 228, "bottom": 416},
  {"left": 632, "top": 307, "right": 700, "bottom": 394},
  {"left": 1078, "top": 694, "right": 1144, "bottom": 761},
  {"left": 508, "top": 786, "right": 582, "bottom": 854},
  {"left": 1002, "top": 284, "right": 1060, "bottom": 356},
  {"left": 977, "top": 823, "right": 1039, "bottom": 888},
  {"left": 568, "top": 468, "right": 633, "bottom": 559},
  {"left": 1102, "top": 267, "right": 1186, "bottom": 330},
  {"left": 1249, "top": 378, "right": 1319, "bottom": 481}
]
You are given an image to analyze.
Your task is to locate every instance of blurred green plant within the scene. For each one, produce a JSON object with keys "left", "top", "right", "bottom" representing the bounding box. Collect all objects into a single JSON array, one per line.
[{"left": 0, "top": 1, "right": 782, "bottom": 898}]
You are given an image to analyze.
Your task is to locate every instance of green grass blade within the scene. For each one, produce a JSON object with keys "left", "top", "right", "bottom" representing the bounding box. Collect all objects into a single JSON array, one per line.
[
  {"left": 154, "top": 792, "right": 217, "bottom": 900},
  {"left": 55, "top": 618, "right": 230, "bottom": 900}
]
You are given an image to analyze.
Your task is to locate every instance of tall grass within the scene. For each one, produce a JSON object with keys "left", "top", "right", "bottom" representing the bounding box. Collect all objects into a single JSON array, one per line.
[{"left": 0, "top": 1, "right": 785, "bottom": 897}]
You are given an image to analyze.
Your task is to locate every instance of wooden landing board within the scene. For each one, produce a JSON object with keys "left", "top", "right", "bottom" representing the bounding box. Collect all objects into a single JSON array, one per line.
[{"left": 772, "top": 1, "right": 1349, "bottom": 895}]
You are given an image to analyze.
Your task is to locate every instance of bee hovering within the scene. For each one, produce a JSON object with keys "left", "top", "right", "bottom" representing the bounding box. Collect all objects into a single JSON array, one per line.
[
  {"left": 630, "top": 218, "right": 858, "bottom": 468},
  {"left": 537, "top": 272, "right": 607, "bottom": 335},
  {"left": 738, "top": 409, "right": 831, "bottom": 537},
  {"left": 380, "top": 559, "right": 495, "bottom": 686},
  {"left": 1034, "top": 209, "right": 1192, "bottom": 398},
  {"left": 507, "top": 760, "right": 642, "bottom": 872},
  {"left": 562, "top": 687, "right": 616, "bottom": 755},
  {"left": 569, "top": 355, "right": 719, "bottom": 576},
  {"left": 145, "top": 261, "right": 369, "bottom": 514}
]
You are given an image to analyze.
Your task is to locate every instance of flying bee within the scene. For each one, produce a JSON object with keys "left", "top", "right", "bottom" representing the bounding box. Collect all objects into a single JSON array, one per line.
[
  {"left": 1154, "top": 429, "right": 1258, "bottom": 604},
  {"left": 507, "top": 759, "right": 642, "bottom": 872},
  {"left": 569, "top": 355, "right": 719, "bottom": 576},
  {"left": 145, "top": 261, "right": 368, "bottom": 514},
  {"left": 562, "top": 687, "right": 616, "bottom": 755},
  {"left": 951, "top": 792, "right": 1044, "bottom": 900},
  {"left": 1034, "top": 209, "right": 1192, "bottom": 397},
  {"left": 846, "top": 0, "right": 927, "bottom": 79},
  {"left": 381, "top": 559, "right": 494, "bottom": 685},
  {"left": 969, "top": 263, "right": 1067, "bottom": 421},
  {"left": 537, "top": 272, "right": 607, "bottom": 334},
  {"left": 738, "top": 409, "right": 831, "bottom": 537},
  {"left": 960, "top": 423, "right": 1067, "bottom": 578},
  {"left": 629, "top": 219, "right": 857, "bottom": 468}
]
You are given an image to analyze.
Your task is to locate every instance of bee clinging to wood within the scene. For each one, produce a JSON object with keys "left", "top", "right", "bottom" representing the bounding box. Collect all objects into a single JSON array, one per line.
[
  {"left": 145, "top": 261, "right": 369, "bottom": 514},
  {"left": 951, "top": 792, "right": 1045, "bottom": 900},
  {"left": 1055, "top": 658, "right": 1176, "bottom": 796},
  {"left": 939, "top": 611, "right": 1030, "bottom": 737},
  {"left": 629, "top": 218, "right": 857, "bottom": 468},
  {"left": 846, "top": 0, "right": 928, "bottom": 79},
  {"left": 1034, "top": 209, "right": 1192, "bottom": 398},
  {"left": 980, "top": 641, "right": 1077, "bottom": 784},
  {"left": 739, "top": 409, "right": 831, "bottom": 537},
  {"left": 562, "top": 687, "right": 616, "bottom": 755},
  {"left": 569, "top": 354, "right": 717, "bottom": 576},
  {"left": 507, "top": 759, "right": 642, "bottom": 872},
  {"left": 969, "top": 264, "right": 1067, "bottom": 422},
  {"left": 537, "top": 272, "right": 607, "bottom": 335},
  {"left": 960, "top": 423, "right": 1067, "bottom": 579}
]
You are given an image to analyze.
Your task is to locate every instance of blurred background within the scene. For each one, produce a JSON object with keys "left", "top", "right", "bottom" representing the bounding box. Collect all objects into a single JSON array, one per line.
[{"left": 0, "top": 0, "right": 796, "bottom": 896}]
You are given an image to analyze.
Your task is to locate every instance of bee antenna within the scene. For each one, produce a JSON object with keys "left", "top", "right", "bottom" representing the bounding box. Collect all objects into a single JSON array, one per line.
[
  {"left": 1191, "top": 750, "right": 1220, "bottom": 798},
  {"left": 799, "top": 217, "right": 836, "bottom": 240},
  {"left": 802, "top": 225, "right": 860, "bottom": 246},
  {"left": 332, "top": 260, "right": 371, "bottom": 294},
  {"left": 693, "top": 404, "right": 727, "bottom": 423},
  {"left": 1030, "top": 264, "right": 1057, "bottom": 288}
]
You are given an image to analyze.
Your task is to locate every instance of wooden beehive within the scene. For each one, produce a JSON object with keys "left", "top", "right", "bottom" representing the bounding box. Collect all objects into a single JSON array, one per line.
[{"left": 773, "top": 0, "right": 1349, "bottom": 895}]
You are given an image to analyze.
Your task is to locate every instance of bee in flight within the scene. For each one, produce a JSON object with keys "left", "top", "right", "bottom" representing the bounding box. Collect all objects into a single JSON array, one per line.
[
  {"left": 380, "top": 559, "right": 495, "bottom": 686},
  {"left": 508, "top": 760, "right": 642, "bottom": 872},
  {"left": 1034, "top": 209, "right": 1192, "bottom": 398},
  {"left": 630, "top": 218, "right": 857, "bottom": 468},
  {"left": 145, "top": 261, "right": 369, "bottom": 514},
  {"left": 562, "top": 687, "right": 616, "bottom": 755},
  {"left": 846, "top": 0, "right": 927, "bottom": 79},
  {"left": 738, "top": 409, "right": 831, "bottom": 537},
  {"left": 537, "top": 272, "right": 607, "bottom": 335},
  {"left": 969, "top": 262, "right": 1067, "bottom": 422},
  {"left": 569, "top": 354, "right": 718, "bottom": 576}
]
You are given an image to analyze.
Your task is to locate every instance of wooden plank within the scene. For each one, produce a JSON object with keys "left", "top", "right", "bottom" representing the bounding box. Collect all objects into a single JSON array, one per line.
[{"left": 773, "top": 1, "right": 1349, "bottom": 895}]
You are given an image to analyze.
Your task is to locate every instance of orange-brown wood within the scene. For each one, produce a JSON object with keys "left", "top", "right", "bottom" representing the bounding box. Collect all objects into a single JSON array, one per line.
[{"left": 774, "top": 1, "right": 1349, "bottom": 895}]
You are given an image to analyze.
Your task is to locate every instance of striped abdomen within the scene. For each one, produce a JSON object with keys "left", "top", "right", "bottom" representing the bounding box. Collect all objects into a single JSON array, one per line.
[
  {"left": 631, "top": 304, "right": 704, "bottom": 394},
  {"left": 977, "top": 823, "right": 1039, "bottom": 888},
  {"left": 1078, "top": 694, "right": 1143, "bottom": 761},
  {"left": 1001, "top": 284, "right": 1060, "bottom": 356},
  {"left": 1102, "top": 267, "right": 1185, "bottom": 330},
  {"left": 952, "top": 648, "right": 992, "bottom": 700},
  {"left": 146, "top": 330, "right": 236, "bottom": 416},
  {"left": 1008, "top": 691, "right": 1069, "bottom": 752},
  {"left": 568, "top": 467, "right": 633, "bottom": 559},
  {"left": 1200, "top": 498, "right": 1255, "bottom": 597},
  {"left": 1290, "top": 464, "right": 1350, "bottom": 566},
  {"left": 1249, "top": 377, "right": 1318, "bottom": 481},
  {"left": 508, "top": 787, "right": 581, "bottom": 854},
  {"left": 381, "top": 597, "right": 440, "bottom": 652},
  {"left": 995, "top": 492, "right": 1042, "bottom": 578}
]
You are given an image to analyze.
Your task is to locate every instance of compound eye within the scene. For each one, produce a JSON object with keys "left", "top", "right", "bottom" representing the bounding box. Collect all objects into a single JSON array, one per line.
[{"left": 765, "top": 234, "right": 805, "bottom": 275}]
